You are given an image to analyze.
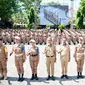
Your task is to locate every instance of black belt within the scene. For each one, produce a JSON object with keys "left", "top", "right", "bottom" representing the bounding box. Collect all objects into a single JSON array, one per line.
[
  {"left": 30, "top": 54, "right": 38, "bottom": 57},
  {"left": 46, "top": 56, "right": 54, "bottom": 57}
]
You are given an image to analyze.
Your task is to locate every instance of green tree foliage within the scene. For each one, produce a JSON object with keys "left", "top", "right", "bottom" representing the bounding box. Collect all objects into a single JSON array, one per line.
[
  {"left": 76, "top": 9, "right": 83, "bottom": 28},
  {"left": 28, "top": 7, "right": 35, "bottom": 29},
  {"left": 58, "top": 24, "right": 65, "bottom": 30},
  {"left": 19, "top": 0, "right": 41, "bottom": 26},
  {"left": 19, "top": 0, "right": 33, "bottom": 12},
  {"left": 19, "top": 0, "right": 41, "bottom": 13},
  {"left": 0, "top": 0, "right": 41, "bottom": 28},
  {"left": 76, "top": 0, "right": 85, "bottom": 29},
  {"left": 0, "top": 0, "right": 18, "bottom": 21}
]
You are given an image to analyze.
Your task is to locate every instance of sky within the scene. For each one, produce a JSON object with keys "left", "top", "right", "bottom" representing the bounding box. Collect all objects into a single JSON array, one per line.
[{"left": 41, "top": 0, "right": 81, "bottom": 11}]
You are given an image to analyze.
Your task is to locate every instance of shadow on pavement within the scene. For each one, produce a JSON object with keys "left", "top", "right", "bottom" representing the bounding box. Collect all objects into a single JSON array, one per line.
[
  {"left": 7, "top": 77, "right": 31, "bottom": 85},
  {"left": 29, "top": 77, "right": 50, "bottom": 84},
  {"left": 7, "top": 77, "right": 50, "bottom": 85},
  {"left": 58, "top": 75, "right": 85, "bottom": 85},
  {"left": 6, "top": 75, "right": 85, "bottom": 85}
]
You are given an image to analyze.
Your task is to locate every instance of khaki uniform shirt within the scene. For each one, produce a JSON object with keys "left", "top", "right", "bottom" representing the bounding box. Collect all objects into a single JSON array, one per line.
[
  {"left": 45, "top": 45, "right": 55, "bottom": 56},
  {"left": 59, "top": 45, "right": 70, "bottom": 61},
  {"left": 76, "top": 44, "right": 85, "bottom": 60},
  {"left": 13, "top": 44, "right": 24, "bottom": 57}
]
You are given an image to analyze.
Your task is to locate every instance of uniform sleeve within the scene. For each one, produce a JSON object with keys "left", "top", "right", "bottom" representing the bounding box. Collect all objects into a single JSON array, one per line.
[
  {"left": 22, "top": 46, "right": 25, "bottom": 51},
  {"left": 4, "top": 46, "right": 8, "bottom": 53},
  {"left": 21, "top": 44, "right": 25, "bottom": 51}
]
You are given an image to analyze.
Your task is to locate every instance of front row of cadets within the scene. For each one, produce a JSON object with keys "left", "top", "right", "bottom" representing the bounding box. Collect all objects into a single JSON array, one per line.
[{"left": 0, "top": 36, "right": 85, "bottom": 81}]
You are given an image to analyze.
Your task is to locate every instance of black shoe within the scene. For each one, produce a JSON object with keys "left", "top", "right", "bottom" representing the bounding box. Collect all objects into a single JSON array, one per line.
[
  {"left": 61, "top": 75, "right": 65, "bottom": 79},
  {"left": 18, "top": 74, "right": 21, "bottom": 81},
  {"left": 80, "top": 72, "right": 84, "bottom": 78},
  {"left": 77, "top": 75, "right": 80, "bottom": 79},
  {"left": 80, "top": 75, "right": 84, "bottom": 78},
  {"left": 46, "top": 75, "right": 50, "bottom": 80},
  {"left": 35, "top": 74, "right": 39, "bottom": 80},
  {"left": 18, "top": 77, "right": 21, "bottom": 81},
  {"left": 20, "top": 77, "right": 24, "bottom": 81},
  {"left": 77, "top": 72, "right": 80, "bottom": 79},
  {"left": 51, "top": 76, "right": 55, "bottom": 81},
  {"left": 30, "top": 74, "right": 35, "bottom": 80},
  {"left": 0, "top": 76, "right": 4, "bottom": 80},
  {"left": 20, "top": 74, "right": 24, "bottom": 81},
  {"left": 65, "top": 75, "right": 69, "bottom": 79}
]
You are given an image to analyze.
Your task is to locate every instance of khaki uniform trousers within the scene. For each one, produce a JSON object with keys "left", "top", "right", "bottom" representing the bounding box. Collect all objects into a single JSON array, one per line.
[
  {"left": 76, "top": 54, "right": 84, "bottom": 72},
  {"left": 46, "top": 56, "right": 55, "bottom": 76},
  {"left": 61, "top": 57, "right": 68, "bottom": 75},
  {"left": 29, "top": 56, "right": 39, "bottom": 74},
  {"left": 0, "top": 59, "right": 7, "bottom": 76},
  {"left": 15, "top": 56, "right": 24, "bottom": 74}
]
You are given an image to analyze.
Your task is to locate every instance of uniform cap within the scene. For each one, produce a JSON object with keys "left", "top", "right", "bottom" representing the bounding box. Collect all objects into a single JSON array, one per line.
[
  {"left": 15, "top": 36, "right": 20, "bottom": 40},
  {"left": 29, "top": 39, "right": 36, "bottom": 43},
  {"left": 79, "top": 37, "right": 83, "bottom": 40}
]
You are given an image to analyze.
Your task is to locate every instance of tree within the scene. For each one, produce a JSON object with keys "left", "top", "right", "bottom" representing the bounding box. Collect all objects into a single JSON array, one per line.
[
  {"left": 28, "top": 7, "right": 35, "bottom": 29},
  {"left": 76, "top": 8, "right": 83, "bottom": 28},
  {"left": 58, "top": 24, "right": 65, "bottom": 31},
  {"left": 19, "top": 0, "right": 33, "bottom": 12},
  {"left": 0, "top": 0, "right": 19, "bottom": 28},
  {"left": 19, "top": 0, "right": 41, "bottom": 26},
  {"left": 19, "top": 0, "right": 41, "bottom": 13},
  {"left": 76, "top": 0, "right": 85, "bottom": 29},
  {"left": 0, "top": 0, "right": 18, "bottom": 21}
]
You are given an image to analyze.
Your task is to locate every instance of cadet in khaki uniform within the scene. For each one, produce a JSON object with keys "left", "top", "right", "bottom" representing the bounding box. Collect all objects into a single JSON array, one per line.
[
  {"left": 58, "top": 38, "right": 70, "bottom": 79},
  {"left": 34, "top": 32, "right": 39, "bottom": 45},
  {"left": 0, "top": 37, "right": 8, "bottom": 80},
  {"left": 43, "top": 31, "right": 48, "bottom": 45},
  {"left": 2, "top": 33, "right": 7, "bottom": 45},
  {"left": 10, "top": 36, "right": 26, "bottom": 81},
  {"left": 51, "top": 31, "right": 57, "bottom": 45},
  {"left": 38, "top": 31, "right": 43, "bottom": 45},
  {"left": 74, "top": 37, "right": 85, "bottom": 78},
  {"left": 27, "top": 39, "right": 39, "bottom": 80},
  {"left": 44, "top": 37, "right": 56, "bottom": 80},
  {"left": 57, "top": 29, "right": 62, "bottom": 45}
]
